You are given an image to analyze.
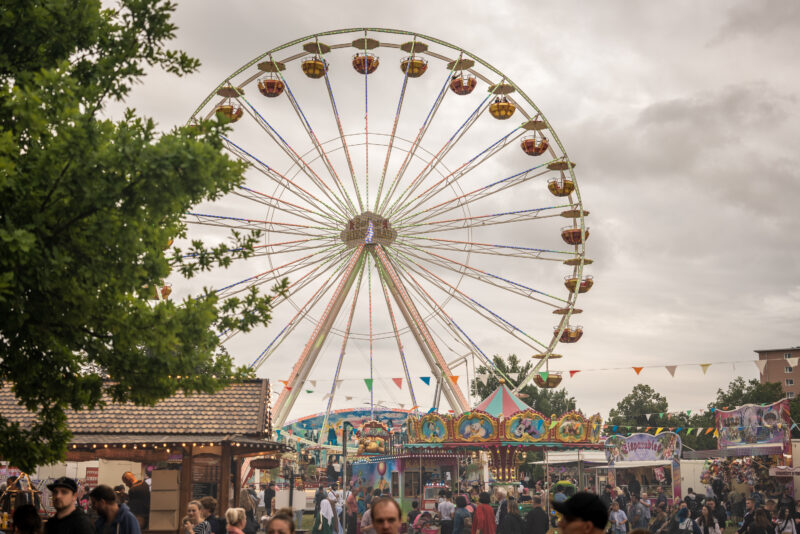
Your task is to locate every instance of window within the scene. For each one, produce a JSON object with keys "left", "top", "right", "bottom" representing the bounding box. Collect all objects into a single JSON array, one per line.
[
  {"left": 788, "top": 392, "right": 796, "bottom": 399},
  {"left": 391, "top": 472, "right": 399, "bottom": 497},
  {"left": 404, "top": 471, "right": 420, "bottom": 497},
  {"left": 786, "top": 353, "right": 793, "bottom": 359},
  {"left": 785, "top": 379, "right": 794, "bottom": 386},
  {"left": 786, "top": 367, "right": 794, "bottom": 373}
]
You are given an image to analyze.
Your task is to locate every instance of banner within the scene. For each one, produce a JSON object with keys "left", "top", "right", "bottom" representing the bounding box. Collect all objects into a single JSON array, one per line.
[
  {"left": 715, "top": 399, "right": 790, "bottom": 449},
  {"left": 605, "top": 432, "right": 682, "bottom": 464}
]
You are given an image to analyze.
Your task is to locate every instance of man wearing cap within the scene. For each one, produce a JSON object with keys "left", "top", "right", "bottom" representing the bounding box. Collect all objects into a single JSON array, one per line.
[
  {"left": 45, "top": 477, "right": 94, "bottom": 534},
  {"left": 552, "top": 492, "right": 609, "bottom": 534}
]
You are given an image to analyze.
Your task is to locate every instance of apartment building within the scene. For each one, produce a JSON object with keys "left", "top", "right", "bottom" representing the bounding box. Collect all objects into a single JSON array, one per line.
[{"left": 756, "top": 346, "right": 800, "bottom": 398}]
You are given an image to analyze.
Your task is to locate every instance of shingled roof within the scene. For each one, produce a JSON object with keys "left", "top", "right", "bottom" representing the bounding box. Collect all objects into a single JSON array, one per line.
[{"left": 0, "top": 379, "right": 272, "bottom": 437}]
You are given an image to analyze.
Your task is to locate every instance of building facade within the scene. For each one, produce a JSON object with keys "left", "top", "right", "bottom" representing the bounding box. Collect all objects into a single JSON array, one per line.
[{"left": 756, "top": 346, "right": 800, "bottom": 398}]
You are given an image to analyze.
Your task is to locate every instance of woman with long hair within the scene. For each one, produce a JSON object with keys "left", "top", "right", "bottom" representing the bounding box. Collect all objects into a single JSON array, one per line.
[
  {"left": 499, "top": 498, "right": 524, "bottom": 534},
  {"left": 185, "top": 500, "right": 211, "bottom": 534},
  {"left": 749, "top": 509, "right": 772, "bottom": 534},
  {"left": 696, "top": 506, "right": 721, "bottom": 534},
  {"left": 266, "top": 509, "right": 296, "bottom": 534},
  {"left": 472, "top": 492, "right": 496, "bottom": 534},
  {"left": 776, "top": 507, "right": 796, "bottom": 534}
]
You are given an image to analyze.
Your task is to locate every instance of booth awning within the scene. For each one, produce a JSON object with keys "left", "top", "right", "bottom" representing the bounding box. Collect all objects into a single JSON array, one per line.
[
  {"left": 593, "top": 460, "right": 672, "bottom": 469},
  {"left": 682, "top": 444, "right": 784, "bottom": 459}
]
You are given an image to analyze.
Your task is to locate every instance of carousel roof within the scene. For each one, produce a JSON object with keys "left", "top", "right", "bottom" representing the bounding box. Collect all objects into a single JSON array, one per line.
[{"left": 474, "top": 383, "right": 531, "bottom": 418}]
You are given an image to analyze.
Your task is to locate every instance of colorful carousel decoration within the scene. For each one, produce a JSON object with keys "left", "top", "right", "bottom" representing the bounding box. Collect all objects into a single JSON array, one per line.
[{"left": 405, "top": 381, "right": 602, "bottom": 481}]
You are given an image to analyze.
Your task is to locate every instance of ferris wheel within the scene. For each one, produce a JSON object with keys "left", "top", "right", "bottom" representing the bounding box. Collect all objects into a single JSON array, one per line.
[{"left": 185, "top": 28, "right": 592, "bottom": 429}]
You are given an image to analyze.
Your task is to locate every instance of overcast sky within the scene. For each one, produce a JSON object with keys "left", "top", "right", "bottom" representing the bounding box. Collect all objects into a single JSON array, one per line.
[{"left": 112, "top": 1, "right": 800, "bottom": 422}]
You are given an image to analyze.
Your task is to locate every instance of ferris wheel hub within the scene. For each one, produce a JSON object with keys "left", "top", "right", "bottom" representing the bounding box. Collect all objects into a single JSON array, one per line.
[{"left": 340, "top": 211, "right": 397, "bottom": 248}]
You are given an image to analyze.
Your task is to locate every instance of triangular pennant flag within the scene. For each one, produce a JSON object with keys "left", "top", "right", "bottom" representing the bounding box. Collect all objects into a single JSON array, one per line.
[
  {"left": 306, "top": 389, "right": 313, "bottom": 394},
  {"left": 612, "top": 425, "right": 618, "bottom": 432},
  {"left": 364, "top": 378, "right": 374, "bottom": 392},
  {"left": 346, "top": 396, "right": 353, "bottom": 401},
  {"left": 392, "top": 378, "right": 403, "bottom": 389},
  {"left": 686, "top": 410, "right": 692, "bottom": 416},
  {"left": 645, "top": 427, "right": 652, "bottom": 432},
  {"left": 755, "top": 360, "right": 768, "bottom": 374},
  {"left": 310, "top": 380, "right": 317, "bottom": 388},
  {"left": 700, "top": 363, "right": 711, "bottom": 374},
  {"left": 665, "top": 365, "right": 677, "bottom": 377},
  {"left": 705, "top": 427, "right": 714, "bottom": 435},
  {"left": 280, "top": 380, "right": 290, "bottom": 387},
  {"left": 713, "top": 429, "right": 719, "bottom": 438},
  {"left": 449, "top": 375, "right": 459, "bottom": 384},
  {"left": 633, "top": 367, "right": 643, "bottom": 375},
  {"left": 420, "top": 376, "right": 431, "bottom": 385},
  {"left": 539, "top": 371, "right": 549, "bottom": 381},
  {"left": 659, "top": 412, "right": 665, "bottom": 419},
  {"left": 675, "top": 427, "right": 683, "bottom": 433},
  {"left": 399, "top": 403, "right": 405, "bottom": 408},
  {"left": 509, "top": 372, "right": 520, "bottom": 381},
  {"left": 410, "top": 405, "right": 420, "bottom": 411},
  {"left": 569, "top": 370, "right": 581, "bottom": 378},
  {"left": 336, "top": 380, "right": 344, "bottom": 389},
  {"left": 427, "top": 407, "right": 436, "bottom": 413},
  {"left": 655, "top": 427, "right": 663, "bottom": 435},
  {"left": 696, "top": 428, "right": 703, "bottom": 437},
  {"left": 792, "top": 423, "right": 798, "bottom": 431},
  {"left": 686, "top": 427, "right": 693, "bottom": 433},
  {"left": 550, "top": 420, "right": 558, "bottom": 429}
]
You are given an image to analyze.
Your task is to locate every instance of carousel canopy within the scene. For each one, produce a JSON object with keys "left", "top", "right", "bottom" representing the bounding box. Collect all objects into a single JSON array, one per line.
[{"left": 474, "top": 383, "right": 531, "bottom": 418}]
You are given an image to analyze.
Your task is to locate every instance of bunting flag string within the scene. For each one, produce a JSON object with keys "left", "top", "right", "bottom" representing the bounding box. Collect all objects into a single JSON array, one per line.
[
  {"left": 392, "top": 378, "right": 403, "bottom": 389},
  {"left": 420, "top": 376, "right": 431, "bottom": 385},
  {"left": 700, "top": 363, "right": 711, "bottom": 374},
  {"left": 364, "top": 378, "right": 373, "bottom": 392},
  {"left": 633, "top": 367, "right": 643, "bottom": 375},
  {"left": 665, "top": 365, "right": 677, "bottom": 377},
  {"left": 569, "top": 370, "right": 581, "bottom": 378}
]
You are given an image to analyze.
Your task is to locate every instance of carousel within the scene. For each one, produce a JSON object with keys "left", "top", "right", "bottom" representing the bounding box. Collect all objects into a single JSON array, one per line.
[{"left": 404, "top": 381, "right": 603, "bottom": 482}]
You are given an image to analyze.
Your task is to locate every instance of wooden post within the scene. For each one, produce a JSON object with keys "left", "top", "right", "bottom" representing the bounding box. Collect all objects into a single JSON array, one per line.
[
  {"left": 179, "top": 444, "right": 194, "bottom": 518},
  {"left": 219, "top": 442, "right": 232, "bottom": 515},
  {"left": 233, "top": 456, "right": 243, "bottom": 512}
]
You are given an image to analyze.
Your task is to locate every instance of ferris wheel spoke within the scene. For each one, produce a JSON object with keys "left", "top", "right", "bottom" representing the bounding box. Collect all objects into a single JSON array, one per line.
[
  {"left": 237, "top": 96, "right": 355, "bottom": 219},
  {"left": 390, "top": 249, "right": 549, "bottom": 350},
  {"left": 390, "top": 256, "right": 508, "bottom": 375},
  {"left": 376, "top": 265, "right": 418, "bottom": 408},
  {"left": 397, "top": 236, "right": 576, "bottom": 261},
  {"left": 397, "top": 205, "right": 567, "bottom": 235},
  {"left": 396, "top": 244, "right": 567, "bottom": 306},
  {"left": 319, "top": 51, "right": 363, "bottom": 212},
  {"left": 184, "top": 212, "right": 336, "bottom": 238},
  {"left": 384, "top": 87, "right": 498, "bottom": 219},
  {"left": 400, "top": 162, "right": 552, "bottom": 226},
  {"left": 373, "top": 49, "right": 413, "bottom": 212},
  {"left": 222, "top": 136, "right": 344, "bottom": 225},
  {"left": 376, "top": 68, "right": 454, "bottom": 215},
  {"left": 249, "top": 247, "right": 363, "bottom": 371},
  {"left": 318, "top": 258, "right": 366, "bottom": 444},
  {"left": 390, "top": 127, "right": 526, "bottom": 221},
  {"left": 182, "top": 236, "right": 334, "bottom": 262},
  {"left": 214, "top": 244, "right": 345, "bottom": 300},
  {"left": 233, "top": 186, "right": 336, "bottom": 227},
  {"left": 266, "top": 59, "right": 361, "bottom": 215}
]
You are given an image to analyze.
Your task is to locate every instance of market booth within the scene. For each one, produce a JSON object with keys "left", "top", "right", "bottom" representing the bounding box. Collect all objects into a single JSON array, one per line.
[
  {"left": 0, "top": 379, "right": 287, "bottom": 532},
  {"left": 601, "top": 432, "right": 682, "bottom": 500}
]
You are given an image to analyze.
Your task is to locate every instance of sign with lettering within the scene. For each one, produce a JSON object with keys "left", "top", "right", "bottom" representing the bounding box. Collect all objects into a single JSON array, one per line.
[
  {"left": 605, "top": 432, "right": 681, "bottom": 464},
  {"left": 85, "top": 467, "right": 99, "bottom": 486}
]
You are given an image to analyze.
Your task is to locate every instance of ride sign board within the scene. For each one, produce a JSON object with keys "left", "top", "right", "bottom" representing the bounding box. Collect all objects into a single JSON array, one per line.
[
  {"left": 715, "top": 399, "right": 790, "bottom": 448},
  {"left": 605, "top": 432, "right": 682, "bottom": 464}
]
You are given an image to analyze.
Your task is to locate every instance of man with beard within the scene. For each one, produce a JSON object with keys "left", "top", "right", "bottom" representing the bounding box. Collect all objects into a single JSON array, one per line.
[{"left": 45, "top": 477, "right": 94, "bottom": 534}]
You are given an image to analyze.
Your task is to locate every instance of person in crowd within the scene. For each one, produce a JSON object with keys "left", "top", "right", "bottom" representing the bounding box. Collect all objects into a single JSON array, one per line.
[
  {"left": 256, "top": 486, "right": 266, "bottom": 523},
  {"left": 747, "top": 510, "right": 772, "bottom": 534},
  {"left": 778, "top": 488, "right": 795, "bottom": 516},
  {"left": 44, "top": 477, "right": 94, "bottom": 534},
  {"left": 684, "top": 490, "right": 701, "bottom": 519},
  {"left": 122, "top": 472, "right": 149, "bottom": 530},
  {"left": 674, "top": 506, "right": 698, "bottom": 534},
  {"left": 499, "top": 498, "right": 524, "bottom": 534},
  {"left": 266, "top": 510, "right": 295, "bottom": 534},
  {"left": 766, "top": 501, "right": 777, "bottom": 521},
  {"left": 313, "top": 498, "right": 338, "bottom": 534},
  {"left": 695, "top": 506, "right": 720, "bottom": 534},
  {"left": 609, "top": 501, "right": 627, "bottom": 534},
  {"left": 629, "top": 478, "right": 641, "bottom": 500},
  {"left": 473, "top": 492, "right": 496, "bottom": 534},
  {"left": 776, "top": 507, "right": 796, "bottom": 534},
  {"left": 408, "top": 501, "right": 421, "bottom": 531},
  {"left": 199, "top": 497, "right": 226, "bottom": 534},
  {"left": 495, "top": 488, "right": 509, "bottom": 530},
  {"left": 655, "top": 488, "right": 668, "bottom": 511},
  {"left": 185, "top": 500, "right": 211, "bottom": 534},
  {"left": 315, "top": 486, "right": 327, "bottom": 516},
  {"left": 453, "top": 496, "right": 472, "bottom": 534},
  {"left": 361, "top": 498, "right": 375, "bottom": 534},
  {"left": 793, "top": 502, "right": 800, "bottom": 532},
  {"left": 225, "top": 508, "right": 247, "bottom": 534},
  {"left": 600, "top": 486, "right": 615, "bottom": 511},
  {"left": 370, "top": 498, "right": 402, "bottom": 534},
  {"left": 649, "top": 506, "right": 668, "bottom": 534},
  {"left": 90, "top": 484, "right": 141, "bottom": 534},
  {"left": 554, "top": 486, "right": 567, "bottom": 504},
  {"left": 238, "top": 488, "right": 257, "bottom": 534},
  {"left": 12, "top": 504, "right": 42, "bottom": 534},
  {"left": 439, "top": 493, "right": 456, "bottom": 534},
  {"left": 629, "top": 495, "right": 650, "bottom": 530},
  {"left": 739, "top": 499, "right": 757, "bottom": 534},
  {"left": 705, "top": 500, "right": 726, "bottom": 531},
  {"left": 518, "top": 488, "right": 531, "bottom": 504},
  {"left": 345, "top": 488, "right": 358, "bottom": 534},
  {"left": 265, "top": 482, "right": 277, "bottom": 517},
  {"left": 552, "top": 492, "right": 610, "bottom": 534},
  {"left": 524, "top": 495, "right": 548, "bottom": 534}
]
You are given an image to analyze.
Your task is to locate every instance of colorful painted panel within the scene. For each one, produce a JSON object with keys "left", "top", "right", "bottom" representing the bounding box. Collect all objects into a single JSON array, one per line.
[
  {"left": 406, "top": 416, "right": 418, "bottom": 442},
  {"left": 715, "top": 399, "right": 790, "bottom": 447},
  {"left": 455, "top": 412, "right": 497, "bottom": 442},
  {"left": 352, "top": 459, "right": 398, "bottom": 495},
  {"left": 504, "top": 410, "right": 549, "bottom": 442},
  {"left": 418, "top": 414, "right": 448, "bottom": 443},
  {"left": 358, "top": 420, "right": 390, "bottom": 455},
  {"left": 555, "top": 413, "right": 588, "bottom": 442},
  {"left": 588, "top": 414, "right": 603, "bottom": 443},
  {"left": 605, "top": 432, "right": 682, "bottom": 464}
]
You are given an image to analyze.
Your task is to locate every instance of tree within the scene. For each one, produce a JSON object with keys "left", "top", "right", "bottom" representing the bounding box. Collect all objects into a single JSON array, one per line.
[
  {"left": 471, "top": 355, "right": 578, "bottom": 416},
  {"left": 607, "top": 384, "right": 668, "bottom": 427},
  {"left": 0, "top": 0, "right": 286, "bottom": 471}
]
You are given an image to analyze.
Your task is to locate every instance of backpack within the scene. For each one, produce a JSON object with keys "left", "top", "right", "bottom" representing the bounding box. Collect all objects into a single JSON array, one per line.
[{"left": 462, "top": 514, "right": 473, "bottom": 534}]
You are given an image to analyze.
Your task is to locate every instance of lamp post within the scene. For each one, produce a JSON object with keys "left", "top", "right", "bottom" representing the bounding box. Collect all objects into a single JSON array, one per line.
[
  {"left": 341, "top": 421, "right": 355, "bottom": 534},
  {"left": 282, "top": 463, "right": 296, "bottom": 509}
]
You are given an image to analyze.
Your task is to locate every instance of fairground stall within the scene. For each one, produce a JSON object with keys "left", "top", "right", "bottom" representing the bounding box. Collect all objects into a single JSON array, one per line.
[
  {"left": 401, "top": 383, "right": 603, "bottom": 493},
  {"left": 683, "top": 399, "right": 793, "bottom": 509},
  {"left": 599, "top": 432, "right": 682, "bottom": 499}
]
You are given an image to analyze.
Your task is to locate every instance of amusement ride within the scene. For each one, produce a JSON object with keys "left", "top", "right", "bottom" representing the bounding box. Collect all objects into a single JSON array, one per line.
[{"left": 181, "top": 28, "right": 592, "bottom": 440}]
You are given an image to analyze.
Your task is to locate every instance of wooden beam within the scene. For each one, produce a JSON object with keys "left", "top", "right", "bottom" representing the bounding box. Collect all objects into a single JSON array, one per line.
[
  {"left": 219, "top": 442, "right": 232, "bottom": 514},
  {"left": 66, "top": 448, "right": 169, "bottom": 462},
  {"left": 179, "top": 445, "right": 193, "bottom": 519}
]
